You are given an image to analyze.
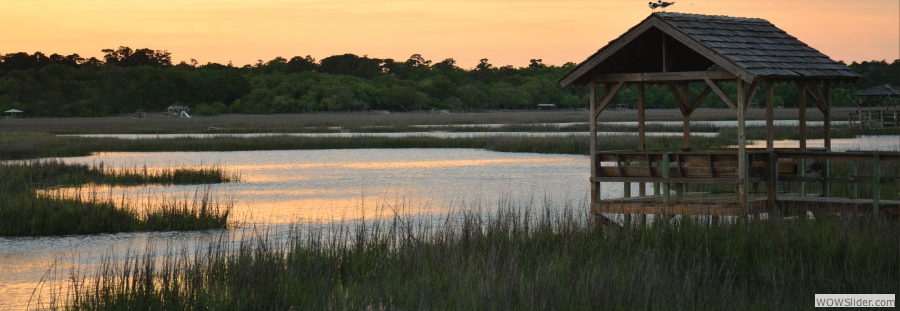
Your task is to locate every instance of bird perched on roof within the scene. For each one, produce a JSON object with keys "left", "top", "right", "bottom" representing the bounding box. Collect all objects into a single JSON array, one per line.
[
  {"left": 648, "top": 2, "right": 660, "bottom": 10},
  {"left": 657, "top": 0, "right": 675, "bottom": 11}
]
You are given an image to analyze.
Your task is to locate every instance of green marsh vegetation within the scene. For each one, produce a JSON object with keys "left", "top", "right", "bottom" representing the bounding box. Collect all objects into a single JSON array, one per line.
[
  {"left": 0, "top": 159, "right": 238, "bottom": 236},
  {"left": 3, "top": 109, "right": 895, "bottom": 309},
  {"left": 0, "top": 108, "right": 865, "bottom": 160},
  {"left": 49, "top": 202, "right": 898, "bottom": 311}
]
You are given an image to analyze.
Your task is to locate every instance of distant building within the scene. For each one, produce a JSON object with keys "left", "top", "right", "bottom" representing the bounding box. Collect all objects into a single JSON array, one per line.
[
  {"left": 4, "top": 109, "right": 23, "bottom": 118},
  {"left": 167, "top": 105, "right": 191, "bottom": 118},
  {"left": 537, "top": 103, "right": 557, "bottom": 110}
]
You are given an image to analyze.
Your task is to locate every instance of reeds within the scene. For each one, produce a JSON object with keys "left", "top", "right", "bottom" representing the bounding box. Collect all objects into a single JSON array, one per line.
[
  {"left": 50, "top": 201, "right": 899, "bottom": 311},
  {"left": 0, "top": 160, "right": 237, "bottom": 236}
]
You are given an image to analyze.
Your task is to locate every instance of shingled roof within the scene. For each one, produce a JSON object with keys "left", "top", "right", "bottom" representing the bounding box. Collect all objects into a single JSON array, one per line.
[
  {"left": 854, "top": 84, "right": 900, "bottom": 97},
  {"left": 560, "top": 12, "right": 859, "bottom": 87}
]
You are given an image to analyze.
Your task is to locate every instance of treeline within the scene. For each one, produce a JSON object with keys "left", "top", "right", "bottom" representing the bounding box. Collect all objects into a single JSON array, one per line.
[{"left": 0, "top": 46, "right": 896, "bottom": 117}]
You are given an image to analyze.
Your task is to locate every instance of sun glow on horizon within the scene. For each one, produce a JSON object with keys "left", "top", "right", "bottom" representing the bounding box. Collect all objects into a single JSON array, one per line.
[{"left": 1, "top": 0, "right": 897, "bottom": 68}]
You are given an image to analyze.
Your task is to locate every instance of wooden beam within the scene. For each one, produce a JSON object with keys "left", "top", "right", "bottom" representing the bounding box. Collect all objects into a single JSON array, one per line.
[
  {"left": 806, "top": 83, "right": 828, "bottom": 113},
  {"left": 589, "top": 83, "right": 599, "bottom": 204},
  {"left": 667, "top": 83, "right": 688, "bottom": 114},
  {"left": 594, "top": 81, "right": 625, "bottom": 118},
  {"left": 638, "top": 83, "right": 646, "bottom": 150},
  {"left": 798, "top": 81, "right": 807, "bottom": 150},
  {"left": 661, "top": 33, "right": 668, "bottom": 73},
  {"left": 638, "top": 83, "right": 647, "bottom": 196},
  {"left": 765, "top": 81, "right": 774, "bottom": 151},
  {"left": 737, "top": 79, "right": 747, "bottom": 208},
  {"left": 823, "top": 82, "right": 831, "bottom": 151},
  {"left": 704, "top": 77, "right": 738, "bottom": 111},
  {"left": 590, "top": 71, "right": 737, "bottom": 83},
  {"left": 686, "top": 86, "right": 712, "bottom": 115},
  {"left": 742, "top": 79, "right": 761, "bottom": 112},
  {"left": 593, "top": 202, "right": 745, "bottom": 216},
  {"left": 592, "top": 176, "right": 742, "bottom": 184},
  {"left": 672, "top": 83, "right": 691, "bottom": 149}
]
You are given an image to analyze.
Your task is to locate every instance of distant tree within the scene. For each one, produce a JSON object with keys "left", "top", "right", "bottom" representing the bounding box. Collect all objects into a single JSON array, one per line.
[
  {"left": 405, "top": 54, "right": 431, "bottom": 68},
  {"left": 432, "top": 58, "right": 458, "bottom": 71},
  {"left": 849, "top": 60, "right": 900, "bottom": 88},
  {"left": 318, "top": 54, "right": 381, "bottom": 78},
  {"left": 474, "top": 58, "right": 494, "bottom": 81},
  {"left": 102, "top": 46, "right": 172, "bottom": 67},
  {"left": 528, "top": 59, "right": 546, "bottom": 69},
  {"left": 475, "top": 58, "right": 492, "bottom": 71},
  {"left": 259, "top": 56, "right": 288, "bottom": 73},
  {"left": 65, "top": 54, "right": 84, "bottom": 66},
  {"left": 380, "top": 58, "right": 400, "bottom": 76},
  {"left": 285, "top": 55, "right": 317, "bottom": 73},
  {"left": 0, "top": 52, "right": 51, "bottom": 71}
]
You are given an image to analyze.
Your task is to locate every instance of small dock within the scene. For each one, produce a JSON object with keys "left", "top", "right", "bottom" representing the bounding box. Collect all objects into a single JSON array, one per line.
[
  {"left": 593, "top": 149, "right": 900, "bottom": 217},
  {"left": 849, "top": 108, "right": 899, "bottom": 129}
]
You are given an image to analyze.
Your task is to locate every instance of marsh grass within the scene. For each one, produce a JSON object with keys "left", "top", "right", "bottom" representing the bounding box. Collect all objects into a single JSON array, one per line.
[
  {"left": 1, "top": 187, "right": 232, "bottom": 236},
  {"left": 48, "top": 201, "right": 899, "bottom": 311},
  {"left": 0, "top": 160, "right": 237, "bottom": 236},
  {"left": 1, "top": 130, "right": 745, "bottom": 160},
  {"left": 0, "top": 108, "right": 854, "bottom": 135}
]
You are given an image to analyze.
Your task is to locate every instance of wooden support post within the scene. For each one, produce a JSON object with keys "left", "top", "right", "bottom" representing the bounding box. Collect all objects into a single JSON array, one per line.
[
  {"left": 744, "top": 153, "right": 752, "bottom": 213},
  {"left": 768, "top": 151, "right": 778, "bottom": 213},
  {"left": 850, "top": 160, "right": 859, "bottom": 199},
  {"left": 822, "top": 82, "right": 832, "bottom": 197},
  {"left": 681, "top": 84, "right": 690, "bottom": 149},
  {"left": 638, "top": 83, "right": 646, "bottom": 150},
  {"left": 765, "top": 81, "right": 774, "bottom": 151},
  {"left": 590, "top": 84, "right": 600, "bottom": 204},
  {"left": 765, "top": 82, "right": 777, "bottom": 212},
  {"left": 638, "top": 83, "right": 647, "bottom": 197},
  {"left": 799, "top": 158, "right": 806, "bottom": 198},
  {"left": 737, "top": 79, "right": 747, "bottom": 209},
  {"left": 798, "top": 81, "right": 807, "bottom": 150},
  {"left": 823, "top": 82, "right": 832, "bottom": 151},
  {"left": 873, "top": 155, "right": 881, "bottom": 214},
  {"left": 663, "top": 153, "right": 671, "bottom": 204}
]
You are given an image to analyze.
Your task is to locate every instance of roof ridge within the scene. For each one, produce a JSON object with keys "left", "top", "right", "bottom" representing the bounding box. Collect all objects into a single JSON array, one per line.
[{"left": 653, "top": 12, "right": 769, "bottom": 23}]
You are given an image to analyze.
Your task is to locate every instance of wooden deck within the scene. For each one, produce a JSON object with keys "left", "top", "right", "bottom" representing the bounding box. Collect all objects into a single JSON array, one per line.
[
  {"left": 591, "top": 149, "right": 900, "bottom": 216},
  {"left": 594, "top": 193, "right": 900, "bottom": 216},
  {"left": 849, "top": 108, "right": 899, "bottom": 129}
]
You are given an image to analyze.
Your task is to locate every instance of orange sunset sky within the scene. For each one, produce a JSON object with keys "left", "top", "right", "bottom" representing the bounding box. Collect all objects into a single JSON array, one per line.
[{"left": 1, "top": 0, "right": 897, "bottom": 69}]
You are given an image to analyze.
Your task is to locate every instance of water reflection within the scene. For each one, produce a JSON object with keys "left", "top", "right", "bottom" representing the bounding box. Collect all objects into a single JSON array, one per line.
[{"left": 0, "top": 149, "right": 589, "bottom": 310}]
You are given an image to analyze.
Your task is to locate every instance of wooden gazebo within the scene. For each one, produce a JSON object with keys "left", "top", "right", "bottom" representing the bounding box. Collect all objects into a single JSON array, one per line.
[
  {"left": 560, "top": 13, "right": 898, "bottom": 217},
  {"left": 850, "top": 84, "right": 900, "bottom": 129}
]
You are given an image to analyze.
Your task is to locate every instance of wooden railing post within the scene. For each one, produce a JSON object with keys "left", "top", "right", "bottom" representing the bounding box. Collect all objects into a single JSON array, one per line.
[
  {"left": 873, "top": 154, "right": 881, "bottom": 214},
  {"left": 850, "top": 160, "right": 859, "bottom": 199},
  {"left": 663, "top": 153, "right": 671, "bottom": 204},
  {"left": 767, "top": 151, "right": 778, "bottom": 214},
  {"left": 799, "top": 158, "right": 806, "bottom": 198}
]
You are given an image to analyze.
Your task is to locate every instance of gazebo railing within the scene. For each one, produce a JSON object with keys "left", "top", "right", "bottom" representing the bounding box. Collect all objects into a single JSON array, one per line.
[{"left": 591, "top": 148, "right": 900, "bottom": 216}]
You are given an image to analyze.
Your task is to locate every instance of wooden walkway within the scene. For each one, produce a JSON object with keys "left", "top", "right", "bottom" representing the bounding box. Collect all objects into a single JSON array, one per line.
[
  {"left": 591, "top": 149, "right": 900, "bottom": 216},
  {"left": 595, "top": 193, "right": 900, "bottom": 216}
]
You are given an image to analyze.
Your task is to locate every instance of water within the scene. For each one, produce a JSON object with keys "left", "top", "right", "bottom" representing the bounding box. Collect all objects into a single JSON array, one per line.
[
  {"left": 0, "top": 149, "right": 591, "bottom": 310},
  {"left": 3, "top": 133, "right": 898, "bottom": 309}
]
